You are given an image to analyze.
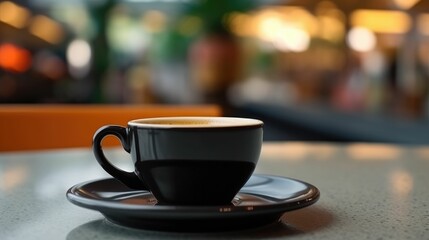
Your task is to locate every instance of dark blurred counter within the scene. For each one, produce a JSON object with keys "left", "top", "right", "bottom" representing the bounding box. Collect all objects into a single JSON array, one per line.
[{"left": 234, "top": 102, "right": 429, "bottom": 144}]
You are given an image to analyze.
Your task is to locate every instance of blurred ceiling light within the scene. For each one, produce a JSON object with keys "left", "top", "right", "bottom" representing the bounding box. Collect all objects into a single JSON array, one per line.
[
  {"left": 29, "top": 15, "right": 64, "bottom": 44},
  {"left": 351, "top": 10, "right": 411, "bottom": 34},
  {"left": 0, "top": 1, "right": 30, "bottom": 29},
  {"left": 67, "top": 39, "right": 91, "bottom": 78},
  {"left": 418, "top": 14, "right": 429, "bottom": 36},
  {"left": 273, "top": 26, "right": 310, "bottom": 52},
  {"left": 392, "top": 0, "right": 420, "bottom": 9},
  {"left": 229, "top": 6, "right": 316, "bottom": 45},
  {"left": 347, "top": 27, "right": 376, "bottom": 52},
  {"left": 278, "top": 7, "right": 318, "bottom": 37},
  {"left": 0, "top": 43, "right": 31, "bottom": 72},
  {"left": 253, "top": 7, "right": 312, "bottom": 52},
  {"left": 258, "top": 7, "right": 317, "bottom": 37},
  {"left": 254, "top": 7, "right": 318, "bottom": 41},
  {"left": 258, "top": 11, "right": 284, "bottom": 42}
]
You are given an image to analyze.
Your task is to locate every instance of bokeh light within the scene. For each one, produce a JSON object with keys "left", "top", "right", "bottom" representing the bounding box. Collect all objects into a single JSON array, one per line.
[
  {"left": 0, "top": 1, "right": 30, "bottom": 29},
  {"left": 273, "top": 26, "right": 310, "bottom": 52},
  {"left": 66, "top": 39, "right": 92, "bottom": 78},
  {"left": 29, "top": 15, "right": 64, "bottom": 44},
  {"left": 0, "top": 43, "right": 31, "bottom": 72},
  {"left": 347, "top": 27, "right": 376, "bottom": 52}
]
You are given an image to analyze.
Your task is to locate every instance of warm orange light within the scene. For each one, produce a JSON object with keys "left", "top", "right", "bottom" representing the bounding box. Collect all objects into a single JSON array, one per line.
[
  {"left": 351, "top": 10, "right": 411, "bottom": 34},
  {"left": 390, "top": 170, "right": 413, "bottom": 196},
  {"left": 393, "top": 0, "right": 420, "bottom": 9},
  {"left": 262, "top": 142, "right": 337, "bottom": 161},
  {"left": 346, "top": 143, "right": 401, "bottom": 161},
  {"left": 256, "top": 7, "right": 318, "bottom": 39},
  {"left": 0, "top": 1, "right": 30, "bottom": 29},
  {"left": 262, "top": 142, "right": 309, "bottom": 161},
  {"left": 29, "top": 15, "right": 64, "bottom": 44},
  {"left": 278, "top": 7, "right": 318, "bottom": 36},
  {"left": 228, "top": 6, "right": 317, "bottom": 43},
  {"left": 0, "top": 165, "right": 28, "bottom": 191},
  {"left": 0, "top": 44, "right": 31, "bottom": 72},
  {"left": 257, "top": 10, "right": 284, "bottom": 42},
  {"left": 227, "top": 12, "right": 253, "bottom": 37}
]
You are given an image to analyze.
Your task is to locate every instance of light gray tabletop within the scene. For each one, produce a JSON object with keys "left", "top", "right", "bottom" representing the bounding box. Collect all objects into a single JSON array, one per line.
[{"left": 1, "top": 142, "right": 428, "bottom": 240}]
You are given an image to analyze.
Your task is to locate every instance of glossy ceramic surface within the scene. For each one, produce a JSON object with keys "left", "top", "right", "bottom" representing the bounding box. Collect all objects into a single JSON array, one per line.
[
  {"left": 92, "top": 117, "right": 263, "bottom": 205},
  {"left": 67, "top": 174, "right": 320, "bottom": 232}
]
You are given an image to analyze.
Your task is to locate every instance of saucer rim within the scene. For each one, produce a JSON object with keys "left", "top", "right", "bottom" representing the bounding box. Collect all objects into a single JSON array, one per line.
[{"left": 66, "top": 174, "right": 320, "bottom": 217}]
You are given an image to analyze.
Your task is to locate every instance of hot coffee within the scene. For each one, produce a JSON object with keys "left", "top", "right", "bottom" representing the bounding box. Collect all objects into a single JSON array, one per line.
[
  {"left": 130, "top": 117, "right": 262, "bottom": 127},
  {"left": 93, "top": 117, "right": 263, "bottom": 206}
]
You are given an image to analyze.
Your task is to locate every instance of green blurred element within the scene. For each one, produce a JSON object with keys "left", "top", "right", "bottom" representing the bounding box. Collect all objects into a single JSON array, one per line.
[
  {"left": 89, "top": 0, "right": 115, "bottom": 103},
  {"left": 151, "top": 0, "right": 257, "bottom": 62},
  {"left": 150, "top": 26, "right": 192, "bottom": 63},
  {"left": 183, "top": 0, "right": 256, "bottom": 34}
]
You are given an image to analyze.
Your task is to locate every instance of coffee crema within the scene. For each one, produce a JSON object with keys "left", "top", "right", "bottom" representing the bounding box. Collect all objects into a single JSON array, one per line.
[
  {"left": 142, "top": 120, "right": 212, "bottom": 126},
  {"left": 129, "top": 117, "right": 263, "bottom": 128}
]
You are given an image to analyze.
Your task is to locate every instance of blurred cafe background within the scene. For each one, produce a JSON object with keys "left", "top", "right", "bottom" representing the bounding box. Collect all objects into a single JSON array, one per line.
[{"left": 1, "top": 0, "right": 429, "bottom": 143}]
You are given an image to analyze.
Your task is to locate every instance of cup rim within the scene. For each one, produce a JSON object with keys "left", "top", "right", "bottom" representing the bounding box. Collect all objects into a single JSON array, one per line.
[{"left": 128, "top": 116, "right": 263, "bottom": 129}]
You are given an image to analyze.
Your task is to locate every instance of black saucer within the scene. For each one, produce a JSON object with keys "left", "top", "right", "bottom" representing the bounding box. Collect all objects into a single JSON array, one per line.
[{"left": 66, "top": 174, "right": 319, "bottom": 232}]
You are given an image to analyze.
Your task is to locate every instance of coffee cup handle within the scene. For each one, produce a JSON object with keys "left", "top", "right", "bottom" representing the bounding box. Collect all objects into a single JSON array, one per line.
[{"left": 93, "top": 125, "right": 148, "bottom": 190}]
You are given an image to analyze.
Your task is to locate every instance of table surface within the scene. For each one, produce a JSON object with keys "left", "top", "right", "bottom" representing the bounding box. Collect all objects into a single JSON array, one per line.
[{"left": 1, "top": 142, "right": 428, "bottom": 240}]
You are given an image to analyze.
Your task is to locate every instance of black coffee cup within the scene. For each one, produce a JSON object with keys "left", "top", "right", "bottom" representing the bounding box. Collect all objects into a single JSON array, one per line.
[{"left": 93, "top": 117, "right": 263, "bottom": 206}]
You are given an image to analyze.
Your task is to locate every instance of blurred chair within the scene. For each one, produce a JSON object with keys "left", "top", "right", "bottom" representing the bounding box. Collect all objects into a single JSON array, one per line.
[{"left": 0, "top": 104, "right": 222, "bottom": 152}]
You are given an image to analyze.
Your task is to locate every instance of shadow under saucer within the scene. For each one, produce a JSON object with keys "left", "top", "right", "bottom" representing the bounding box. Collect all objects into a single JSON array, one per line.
[{"left": 67, "top": 206, "right": 335, "bottom": 240}]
